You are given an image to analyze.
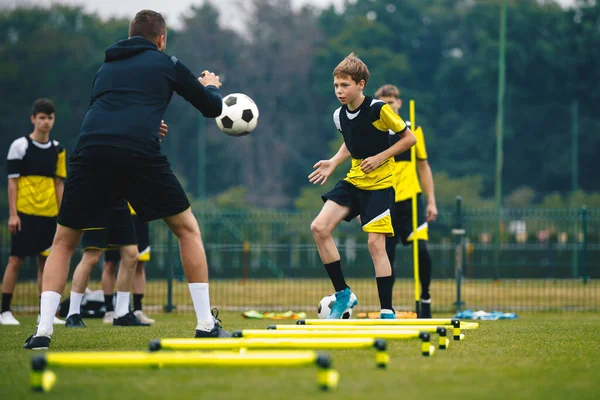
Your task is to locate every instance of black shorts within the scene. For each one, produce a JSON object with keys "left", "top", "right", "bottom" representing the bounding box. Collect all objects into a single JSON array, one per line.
[
  {"left": 58, "top": 146, "right": 190, "bottom": 230},
  {"left": 322, "top": 180, "right": 394, "bottom": 235},
  {"left": 10, "top": 212, "right": 56, "bottom": 258},
  {"left": 81, "top": 205, "right": 137, "bottom": 251},
  {"left": 392, "top": 194, "right": 429, "bottom": 245},
  {"left": 105, "top": 216, "right": 151, "bottom": 263}
]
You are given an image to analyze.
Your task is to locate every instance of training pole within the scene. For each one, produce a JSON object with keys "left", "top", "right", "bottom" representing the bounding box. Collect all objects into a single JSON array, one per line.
[
  {"left": 233, "top": 330, "right": 435, "bottom": 356},
  {"left": 409, "top": 99, "right": 420, "bottom": 315},
  {"left": 267, "top": 325, "right": 451, "bottom": 349},
  {"left": 31, "top": 351, "right": 338, "bottom": 392},
  {"left": 298, "top": 318, "right": 466, "bottom": 340},
  {"left": 150, "top": 337, "right": 390, "bottom": 368}
]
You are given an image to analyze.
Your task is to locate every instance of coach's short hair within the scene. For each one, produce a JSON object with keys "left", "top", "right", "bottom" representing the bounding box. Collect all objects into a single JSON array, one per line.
[
  {"left": 129, "top": 10, "right": 167, "bottom": 40},
  {"left": 32, "top": 98, "right": 55, "bottom": 116}
]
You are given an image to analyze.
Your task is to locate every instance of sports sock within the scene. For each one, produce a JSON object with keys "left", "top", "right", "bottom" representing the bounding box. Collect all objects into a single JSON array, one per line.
[
  {"left": 324, "top": 260, "right": 348, "bottom": 292},
  {"left": 67, "top": 291, "right": 84, "bottom": 318},
  {"left": 189, "top": 283, "right": 214, "bottom": 331},
  {"left": 1, "top": 293, "right": 12, "bottom": 313},
  {"left": 104, "top": 294, "right": 114, "bottom": 312},
  {"left": 115, "top": 292, "right": 130, "bottom": 318},
  {"left": 418, "top": 242, "right": 432, "bottom": 299},
  {"left": 37, "top": 291, "right": 61, "bottom": 337},
  {"left": 376, "top": 275, "right": 394, "bottom": 310},
  {"left": 133, "top": 294, "right": 143, "bottom": 311}
]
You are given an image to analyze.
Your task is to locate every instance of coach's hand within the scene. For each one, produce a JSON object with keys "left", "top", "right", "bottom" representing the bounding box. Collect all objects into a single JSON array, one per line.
[
  {"left": 360, "top": 155, "right": 383, "bottom": 174},
  {"left": 8, "top": 215, "right": 21, "bottom": 234},
  {"left": 426, "top": 202, "right": 438, "bottom": 222},
  {"left": 199, "top": 70, "right": 222, "bottom": 89},
  {"left": 309, "top": 160, "right": 336, "bottom": 186},
  {"left": 158, "top": 120, "right": 168, "bottom": 141}
]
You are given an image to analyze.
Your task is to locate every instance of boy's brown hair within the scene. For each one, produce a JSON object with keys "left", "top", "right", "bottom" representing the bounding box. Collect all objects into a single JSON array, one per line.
[
  {"left": 129, "top": 10, "right": 167, "bottom": 40},
  {"left": 374, "top": 84, "right": 400, "bottom": 99},
  {"left": 333, "top": 52, "right": 370, "bottom": 85}
]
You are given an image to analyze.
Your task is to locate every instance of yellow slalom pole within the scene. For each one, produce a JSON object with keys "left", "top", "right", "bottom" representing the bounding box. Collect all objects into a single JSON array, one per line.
[
  {"left": 272, "top": 324, "right": 440, "bottom": 331},
  {"left": 298, "top": 318, "right": 465, "bottom": 340},
  {"left": 234, "top": 329, "right": 421, "bottom": 340},
  {"left": 152, "top": 337, "right": 375, "bottom": 351},
  {"left": 46, "top": 351, "right": 319, "bottom": 368},
  {"left": 409, "top": 99, "right": 420, "bottom": 316},
  {"left": 268, "top": 325, "right": 451, "bottom": 349},
  {"left": 234, "top": 329, "right": 433, "bottom": 356},
  {"left": 31, "top": 351, "right": 338, "bottom": 392},
  {"left": 151, "top": 338, "right": 390, "bottom": 369}
]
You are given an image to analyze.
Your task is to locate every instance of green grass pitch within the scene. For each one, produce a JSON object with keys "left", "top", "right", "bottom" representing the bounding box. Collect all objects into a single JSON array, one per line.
[{"left": 1, "top": 312, "right": 600, "bottom": 399}]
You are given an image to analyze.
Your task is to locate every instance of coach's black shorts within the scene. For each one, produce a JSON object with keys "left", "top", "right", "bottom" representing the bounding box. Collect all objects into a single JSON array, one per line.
[
  {"left": 58, "top": 146, "right": 190, "bottom": 230},
  {"left": 81, "top": 204, "right": 137, "bottom": 251},
  {"left": 10, "top": 212, "right": 56, "bottom": 258},
  {"left": 105, "top": 215, "right": 151, "bottom": 263},
  {"left": 391, "top": 194, "right": 429, "bottom": 245},
  {"left": 322, "top": 180, "right": 395, "bottom": 235}
]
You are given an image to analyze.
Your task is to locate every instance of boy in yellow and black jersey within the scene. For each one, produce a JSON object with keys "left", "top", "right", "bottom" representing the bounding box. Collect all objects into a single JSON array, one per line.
[
  {"left": 375, "top": 84, "right": 438, "bottom": 318},
  {"left": 309, "top": 53, "right": 416, "bottom": 319},
  {"left": 1, "top": 99, "right": 66, "bottom": 325}
]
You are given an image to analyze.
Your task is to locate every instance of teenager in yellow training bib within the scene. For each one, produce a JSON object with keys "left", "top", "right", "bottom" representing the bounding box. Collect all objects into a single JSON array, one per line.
[
  {"left": 375, "top": 84, "right": 439, "bottom": 318},
  {"left": 309, "top": 53, "right": 416, "bottom": 320}
]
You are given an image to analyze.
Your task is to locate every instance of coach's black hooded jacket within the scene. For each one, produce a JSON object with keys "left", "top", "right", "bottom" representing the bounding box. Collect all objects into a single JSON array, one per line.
[{"left": 77, "top": 36, "right": 222, "bottom": 155}]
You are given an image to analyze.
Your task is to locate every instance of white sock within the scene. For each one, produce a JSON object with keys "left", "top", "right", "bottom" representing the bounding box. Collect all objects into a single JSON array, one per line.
[
  {"left": 189, "top": 283, "right": 214, "bottom": 331},
  {"left": 115, "top": 292, "right": 130, "bottom": 318},
  {"left": 67, "top": 292, "right": 84, "bottom": 318},
  {"left": 37, "top": 291, "right": 61, "bottom": 337},
  {"left": 420, "top": 298, "right": 432, "bottom": 304},
  {"left": 380, "top": 309, "right": 395, "bottom": 315}
]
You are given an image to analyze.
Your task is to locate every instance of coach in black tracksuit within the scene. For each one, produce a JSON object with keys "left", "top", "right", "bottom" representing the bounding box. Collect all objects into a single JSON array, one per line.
[{"left": 26, "top": 10, "right": 230, "bottom": 350}]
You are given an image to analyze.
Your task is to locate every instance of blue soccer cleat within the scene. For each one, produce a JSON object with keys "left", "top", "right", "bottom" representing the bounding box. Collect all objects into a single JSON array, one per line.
[
  {"left": 380, "top": 310, "right": 396, "bottom": 319},
  {"left": 327, "top": 287, "right": 358, "bottom": 319}
]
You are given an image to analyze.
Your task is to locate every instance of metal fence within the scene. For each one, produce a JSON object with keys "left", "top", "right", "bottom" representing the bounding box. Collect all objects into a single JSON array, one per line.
[{"left": 3, "top": 203, "right": 599, "bottom": 314}]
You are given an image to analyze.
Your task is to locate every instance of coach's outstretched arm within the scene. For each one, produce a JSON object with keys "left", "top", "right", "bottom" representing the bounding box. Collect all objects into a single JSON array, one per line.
[{"left": 171, "top": 57, "right": 223, "bottom": 118}]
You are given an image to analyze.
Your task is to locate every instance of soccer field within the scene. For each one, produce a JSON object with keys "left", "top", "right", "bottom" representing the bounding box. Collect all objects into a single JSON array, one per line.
[{"left": 1, "top": 312, "right": 599, "bottom": 400}]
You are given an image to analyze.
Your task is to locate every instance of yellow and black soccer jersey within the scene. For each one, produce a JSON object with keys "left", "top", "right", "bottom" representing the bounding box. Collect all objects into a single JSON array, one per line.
[
  {"left": 7, "top": 136, "right": 67, "bottom": 217},
  {"left": 333, "top": 96, "right": 408, "bottom": 191},
  {"left": 390, "top": 125, "right": 427, "bottom": 202}
]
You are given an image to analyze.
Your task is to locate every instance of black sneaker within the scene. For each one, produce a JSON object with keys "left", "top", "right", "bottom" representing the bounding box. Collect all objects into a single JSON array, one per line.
[
  {"left": 24, "top": 334, "right": 51, "bottom": 350},
  {"left": 420, "top": 298, "right": 432, "bottom": 319},
  {"left": 113, "top": 312, "right": 150, "bottom": 327},
  {"left": 65, "top": 314, "right": 86, "bottom": 328},
  {"left": 195, "top": 308, "right": 231, "bottom": 338}
]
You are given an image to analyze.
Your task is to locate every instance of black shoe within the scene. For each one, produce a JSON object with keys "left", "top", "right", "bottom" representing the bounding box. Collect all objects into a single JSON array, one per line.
[
  {"left": 420, "top": 299, "right": 432, "bottom": 319},
  {"left": 113, "top": 312, "right": 150, "bottom": 326},
  {"left": 65, "top": 314, "right": 86, "bottom": 328},
  {"left": 195, "top": 308, "right": 231, "bottom": 338},
  {"left": 24, "top": 334, "right": 51, "bottom": 350}
]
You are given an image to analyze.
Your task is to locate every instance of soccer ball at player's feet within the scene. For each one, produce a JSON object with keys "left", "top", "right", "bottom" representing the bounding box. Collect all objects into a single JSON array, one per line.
[
  {"left": 317, "top": 293, "right": 357, "bottom": 319},
  {"left": 216, "top": 93, "right": 259, "bottom": 137}
]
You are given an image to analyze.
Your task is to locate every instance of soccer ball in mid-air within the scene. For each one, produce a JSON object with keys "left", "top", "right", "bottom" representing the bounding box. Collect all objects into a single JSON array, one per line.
[
  {"left": 216, "top": 93, "right": 259, "bottom": 137},
  {"left": 317, "top": 293, "right": 357, "bottom": 319}
]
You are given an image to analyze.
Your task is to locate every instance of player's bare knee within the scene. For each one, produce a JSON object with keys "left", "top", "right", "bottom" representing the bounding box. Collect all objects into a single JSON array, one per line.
[
  {"left": 120, "top": 247, "right": 139, "bottom": 266},
  {"left": 7, "top": 256, "right": 24, "bottom": 271},
  {"left": 310, "top": 219, "right": 331, "bottom": 240},
  {"left": 83, "top": 250, "right": 102, "bottom": 266},
  {"left": 367, "top": 235, "right": 386, "bottom": 256}
]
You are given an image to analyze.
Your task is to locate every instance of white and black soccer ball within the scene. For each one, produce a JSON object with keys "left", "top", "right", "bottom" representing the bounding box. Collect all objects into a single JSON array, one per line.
[
  {"left": 317, "top": 293, "right": 356, "bottom": 319},
  {"left": 215, "top": 93, "right": 259, "bottom": 137}
]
